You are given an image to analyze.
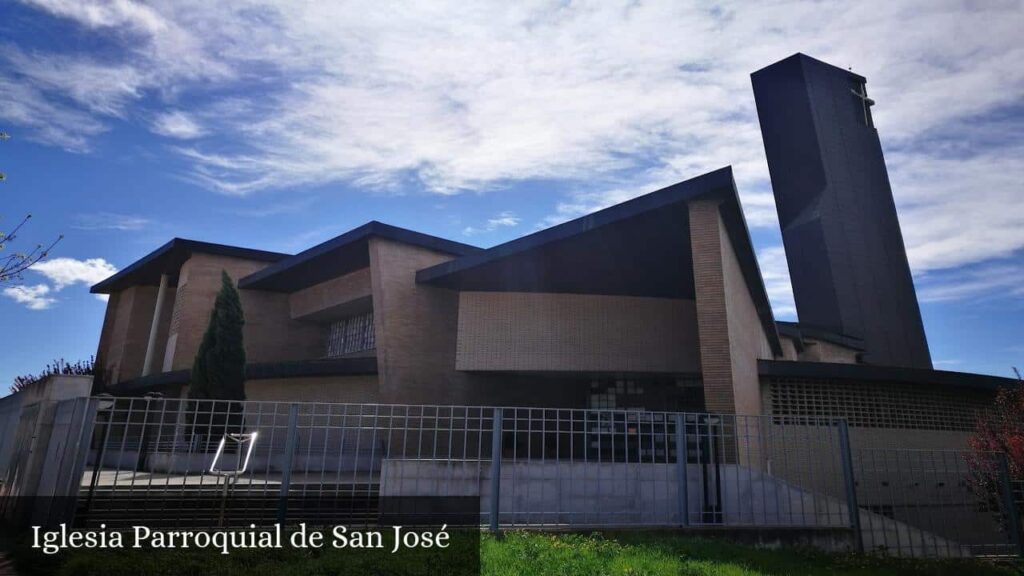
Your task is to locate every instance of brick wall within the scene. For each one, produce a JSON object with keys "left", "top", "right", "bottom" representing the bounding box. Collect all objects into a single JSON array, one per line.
[
  {"left": 164, "top": 253, "right": 323, "bottom": 371},
  {"left": 689, "top": 199, "right": 772, "bottom": 414},
  {"left": 98, "top": 285, "right": 163, "bottom": 383},
  {"left": 719, "top": 213, "right": 773, "bottom": 415},
  {"left": 289, "top": 267, "right": 372, "bottom": 320},
  {"left": 455, "top": 291, "right": 700, "bottom": 373},
  {"left": 368, "top": 238, "right": 472, "bottom": 405},
  {"left": 246, "top": 375, "right": 380, "bottom": 403}
]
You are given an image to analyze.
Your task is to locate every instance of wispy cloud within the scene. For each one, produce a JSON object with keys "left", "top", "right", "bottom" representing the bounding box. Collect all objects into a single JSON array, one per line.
[
  {"left": 917, "top": 260, "right": 1024, "bottom": 303},
  {"left": 463, "top": 211, "right": 521, "bottom": 236},
  {"left": 2, "top": 0, "right": 1022, "bottom": 309},
  {"left": 231, "top": 197, "right": 316, "bottom": 218},
  {"left": 73, "top": 212, "right": 151, "bottom": 231},
  {"left": 151, "top": 111, "right": 205, "bottom": 139},
  {"left": 2, "top": 284, "right": 56, "bottom": 310}
]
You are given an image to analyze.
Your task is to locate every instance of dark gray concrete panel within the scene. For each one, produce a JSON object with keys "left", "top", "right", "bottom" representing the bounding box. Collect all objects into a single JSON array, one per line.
[{"left": 752, "top": 54, "right": 931, "bottom": 369}]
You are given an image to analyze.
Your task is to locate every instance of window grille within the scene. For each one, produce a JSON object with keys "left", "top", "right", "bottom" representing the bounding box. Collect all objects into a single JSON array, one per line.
[
  {"left": 766, "top": 377, "right": 992, "bottom": 431},
  {"left": 325, "top": 311, "right": 375, "bottom": 357}
]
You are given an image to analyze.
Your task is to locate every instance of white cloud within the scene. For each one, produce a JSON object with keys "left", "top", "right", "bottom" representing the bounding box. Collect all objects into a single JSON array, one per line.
[
  {"left": 917, "top": 261, "right": 1024, "bottom": 303},
  {"left": 3, "top": 258, "right": 118, "bottom": 309},
  {"left": 0, "top": 76, "right": 107, "bottom": 151},
  {"left": 756, "top": 246, "right": 796, "bottom": 318},
  {"left": 2, "top": 0, "right": 1022, "bottom": 309},
  {"left": 151, "top": 110, "right": 205, "bottom": 139},
  {"left": 73, "top": 212, "right": 151, "bottom": 231},
  {"left": 463, "top": 211, "right": 521, "bottom": 236},
  {"left": 2, "top": 284, "right": 56, "bottom": 310},
  {"left": 31, "top": 257, "right": 118, "bottom": 291},
  {"left": 890, "top": 141, "right": 1024, "bottom": 273}
]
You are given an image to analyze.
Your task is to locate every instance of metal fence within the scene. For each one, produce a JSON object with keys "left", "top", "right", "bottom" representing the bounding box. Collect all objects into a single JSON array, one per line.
[
  {"left": 851, "top": 448, "right": 1022, "bottom": 557},
  {"left": 2, "top": 396, "right": 1021, "bottom": 559}
]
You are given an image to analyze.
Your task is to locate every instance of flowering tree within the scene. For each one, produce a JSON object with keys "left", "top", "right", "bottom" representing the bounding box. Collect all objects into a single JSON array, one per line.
[{"left": 966, "top": 368, "right": 1024, "bottom": 533}]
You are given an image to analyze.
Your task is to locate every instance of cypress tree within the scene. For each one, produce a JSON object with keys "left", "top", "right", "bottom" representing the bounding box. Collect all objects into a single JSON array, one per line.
[{"left": 189, "top": 270, "right": 246, "bottom": 400}]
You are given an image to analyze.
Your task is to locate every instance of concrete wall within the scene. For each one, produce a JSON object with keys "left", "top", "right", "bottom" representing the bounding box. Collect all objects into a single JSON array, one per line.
[
  {"left": 760, "top": 378, "right": 980, "bottom": 507},
  {"left": 455, "top": 292, "right": 700, "bottom": 373},
  {"left": 0, "top": 375, "right": 92, "bottom": 517},
  {"left": 380, "top": 459, "right": 848, "bottom": 528}
]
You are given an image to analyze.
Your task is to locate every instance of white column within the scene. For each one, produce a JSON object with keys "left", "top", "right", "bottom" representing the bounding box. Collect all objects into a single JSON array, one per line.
[{"left": 142, "top": 273, "right": 169, "bottom": 377}]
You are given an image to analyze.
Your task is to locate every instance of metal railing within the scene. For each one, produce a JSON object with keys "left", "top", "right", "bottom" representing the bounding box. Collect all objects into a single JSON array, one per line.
[
  {"left": 2, "top": 396, "right": 1021, "bottom": 559},
  {"left": 63, "top": 399, "right": 853, "bottom": 531},
  {"left": 851, "top": 448, "right": 1021, "bottom": 557}
]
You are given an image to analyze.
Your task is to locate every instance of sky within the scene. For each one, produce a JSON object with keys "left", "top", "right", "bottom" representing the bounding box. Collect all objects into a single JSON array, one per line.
[{"left": 0, "top": 0, "right": 1022, "bottom": 391}]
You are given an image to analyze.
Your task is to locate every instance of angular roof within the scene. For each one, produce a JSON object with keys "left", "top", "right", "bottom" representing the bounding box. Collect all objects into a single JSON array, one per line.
[
  {"left": 759, "top": 359, "right": 1018, "bottom": 391},
  {"left": 417, "top": 167, "right": 783, "bottom": 355},
  {"left": 238, "top": 221, "right": 481, "bottom": 292},
  {"left": 91, "top": 238, "right": 288, "bottom": 294}
]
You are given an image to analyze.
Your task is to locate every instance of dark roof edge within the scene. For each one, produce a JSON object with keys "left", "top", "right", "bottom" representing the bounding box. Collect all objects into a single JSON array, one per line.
[
  {"left": 109, "top": 357, "right": 378, "bottom": 393},
  {"left": 758, "top": 359, "right": 1018, "bottom": 391},
  {"left": 750, "top": 52, "right": 867, "bottom": 83},
  {"left": 91, "top": 238, "right": 289, "bottom": 294},
  {"left": 776, "top": 321, "right": 865, "bottom": 352},
  {"left": 238, "top": 221, "right": 481, "bottom": 290},
  {"left": 416, "top": 168, "right": 733, "bottom": 283},
  {"left": 416, "top": 167, "right": 782, "bottom": 356}
]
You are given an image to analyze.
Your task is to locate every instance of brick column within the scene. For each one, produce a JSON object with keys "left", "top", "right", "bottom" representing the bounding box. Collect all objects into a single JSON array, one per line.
[{"left": 688, "top": 199, "right": 735, "bottom": 414}]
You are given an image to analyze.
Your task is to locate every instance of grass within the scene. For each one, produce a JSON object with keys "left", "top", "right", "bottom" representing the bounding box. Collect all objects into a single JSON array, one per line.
[
  {"left": 481, "top": 531, "right": 1020, "bottom": 576},
  {"left": 3, "top": 529, "right": 1019, "bottom": 576}
]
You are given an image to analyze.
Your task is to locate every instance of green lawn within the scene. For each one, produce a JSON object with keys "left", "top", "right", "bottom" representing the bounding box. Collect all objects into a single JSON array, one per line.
[
  {"left": 482, "top": 531, "right": 1018, "bottom": 576},
  {"left": 4, "top": 530, "right": 1019, "bottom": 576}
]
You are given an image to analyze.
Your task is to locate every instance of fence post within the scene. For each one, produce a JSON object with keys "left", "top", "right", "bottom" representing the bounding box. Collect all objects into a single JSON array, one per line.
[
  {"left": 996, "top": 452, "right": 1023, "bottom": 557},
  {"left": 675, "top": 413, "right": 689, "bottom": 527},
  {"left": 489, "top": 407, "right": 503, "bottom": 533},
  {"left": 277, "top": 403, "right": 299, "bottom": 525},
  {"left": 837, "top": 419, "right": 863, "bottom": 553}
]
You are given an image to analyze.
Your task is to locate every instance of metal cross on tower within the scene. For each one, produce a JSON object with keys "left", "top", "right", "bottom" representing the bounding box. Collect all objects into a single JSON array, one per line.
[{"left": 850, "top": 83, "right": 875, "bottom": 127}]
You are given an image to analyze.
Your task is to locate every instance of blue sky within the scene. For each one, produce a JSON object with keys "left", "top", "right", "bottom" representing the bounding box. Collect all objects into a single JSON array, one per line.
[{"left": 1, "top": 1, "right": 1022, "bottom": 391}]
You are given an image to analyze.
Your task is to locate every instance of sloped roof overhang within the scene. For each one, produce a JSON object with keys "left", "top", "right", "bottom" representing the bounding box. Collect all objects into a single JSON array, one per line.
[
  {"left": 417, "top": 167, "right": 783, "bottom": 355},
  {"left": 238, "top": 221, "right": 481, "bottom": 292},
  {"left": 91, "top": 238, "right": 288, "bottom": 294}
]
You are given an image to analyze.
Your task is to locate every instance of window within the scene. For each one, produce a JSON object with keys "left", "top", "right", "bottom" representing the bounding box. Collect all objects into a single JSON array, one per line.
[{"left": 325, "top": 311, "right": 375, "bottom": 357}]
